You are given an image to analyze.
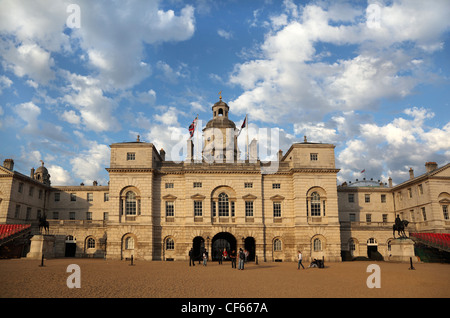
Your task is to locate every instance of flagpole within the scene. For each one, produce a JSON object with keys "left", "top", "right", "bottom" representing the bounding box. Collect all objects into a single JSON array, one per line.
[
  {"left": 246, "top": 114, "right": 249, "bottom": 161},
  {"left": 196, "top": 114, "right": 199, "bottom": 162}
]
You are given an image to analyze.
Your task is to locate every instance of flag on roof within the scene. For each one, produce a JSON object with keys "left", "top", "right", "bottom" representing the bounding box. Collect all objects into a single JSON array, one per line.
[
  {"left": 188, "top": 115, "right": 198, "bottom": 139},
  {"left": 238, "top": 114, "right": 247, "bottom": 137}
]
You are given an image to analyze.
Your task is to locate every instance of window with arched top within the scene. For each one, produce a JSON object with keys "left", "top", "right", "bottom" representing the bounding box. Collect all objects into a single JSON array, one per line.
[
  {"left": 218, "top": 192, "right": 229, "bottom": 217},
  {"left": 313, "top": 238, "right": 322, "bottom": 251},
  {"left": 87, "top": 237, "right": 95, "bottom": 249},
  {"left": 311, "top": 192, "right": 321, "bottom": 216},
  {"left": 273, "top": 239, "right": 282, "bottom": 251},
  {"left": 125, "top": 237, "right": 134, "bottom": 250},
  {"left": 125, "top": 191, "right": 137, "bottom": 215},
  {"left": 166, "top": 237, "right": 174, "bottom": 250}
]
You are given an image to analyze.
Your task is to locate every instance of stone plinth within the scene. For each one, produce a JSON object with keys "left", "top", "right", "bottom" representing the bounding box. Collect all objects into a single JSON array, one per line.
[
  {"left": 27, "top": 235, "right": 55, "bottom": 259},
  {"left": 388, "top": 238, "right": 419, "bottom": 262}
]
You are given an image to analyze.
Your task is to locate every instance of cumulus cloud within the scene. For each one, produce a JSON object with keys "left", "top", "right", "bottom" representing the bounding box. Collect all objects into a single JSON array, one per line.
[
  {"left": 229, "top": 1, "right": 450, "bottom": 123},
  {"left": 336, "top": 107, "right": 450, "bottom": 185},
  {"left": 70, "top": 141, "right": 110, "bottom": 184}
]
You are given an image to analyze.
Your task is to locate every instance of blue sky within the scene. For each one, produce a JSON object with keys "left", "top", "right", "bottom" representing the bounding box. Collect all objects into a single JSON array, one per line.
[{"left": 1, "top": 0, "right": 449, "bottom": 186}]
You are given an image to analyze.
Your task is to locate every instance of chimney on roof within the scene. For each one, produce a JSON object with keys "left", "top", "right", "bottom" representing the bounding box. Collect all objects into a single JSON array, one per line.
[
  {"left": 3, "top": 159, "right": 14, "bottom": 171},
  {"left": 93, "top": 180, "right": 98, "bottom": 186},
  {"left": 278, "top": 149, "right": 283, "bottom": 161},
  {"left": 425, "top": 162, "right": 438, "bottom": 173},
  {"left": 30, "top": 167, "right": 35, "bottom": 179},
  {"left": 409, "top": 167, "right": 414, "bottom": 179},
  {"left": 160, "top": 148, "right": 166, "bottom": 161},
  {"left": 388, "top": 177, "right": 393, "bottom": 188}
]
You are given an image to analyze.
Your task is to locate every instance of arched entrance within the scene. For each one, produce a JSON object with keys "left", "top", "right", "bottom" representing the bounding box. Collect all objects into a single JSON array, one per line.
[
  {"left": 192, "top": 236, "right": 205, "bottom": 261},
  {"left": 244, "top": 237, "right": 256, "bottom": 261},
  {"left": 367, "top": 238, "right": 378, "bottom": 258},
  {"left": 65, "top": 235, "right": 76, "bottom": 257},
  {"left": 211, "top": 232, "right": 236, "bottom": 261}
]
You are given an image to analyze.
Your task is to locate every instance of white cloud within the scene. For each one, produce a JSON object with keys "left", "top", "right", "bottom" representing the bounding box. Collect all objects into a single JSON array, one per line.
[
  {"left": 228, "top": 1, "right": 450, "bottom": 124},
  {"left": 336, "top": 107, "right": 450, "bottom": 185},
  {"left": 70, "top": 141, "right": 110, "bottom": 184},
  {"left": 47, "top": 164, "right": 74, "bottom": 186},
  {"left": 217, "top": 29, "right": 232, "bottom": 39}
]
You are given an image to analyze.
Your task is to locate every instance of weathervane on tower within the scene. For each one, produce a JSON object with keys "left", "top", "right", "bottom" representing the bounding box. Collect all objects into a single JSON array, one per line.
[{"left": 218, "top": 90, "right": 222, "bottom": 100}]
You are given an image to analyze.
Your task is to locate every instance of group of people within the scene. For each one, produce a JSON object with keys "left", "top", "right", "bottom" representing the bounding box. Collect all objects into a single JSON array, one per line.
[
  {"left": 188, "top": 248, "right": 249, "bottom": 270},
  {"left": 298, "top": 250, "right": 325, "bottom": 269}
]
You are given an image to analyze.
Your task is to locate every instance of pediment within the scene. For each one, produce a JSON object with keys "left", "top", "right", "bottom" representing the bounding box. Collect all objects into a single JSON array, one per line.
[
  {"left": 0, "top": 166, "right": 14, "bottom": 176},
  {"left": 191, "top": 193, "right": 206, "bottom": 200},
  {"left": 270, "top": 194, "right": 285, "bottom": 201},
  {"left": 242, "top": 194, "right": 257, "bottom": 200},
  {"left": 439, "top": 198, "right": 450, "bottom": 204},
  {"left": 162, "top": 194, "right": 177, "bottom": 200}
]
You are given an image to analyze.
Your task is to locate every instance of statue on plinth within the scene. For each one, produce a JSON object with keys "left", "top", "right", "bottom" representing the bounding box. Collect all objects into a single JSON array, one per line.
[{"left": 393, "top": 214, "right": 409, "bottom": 239}]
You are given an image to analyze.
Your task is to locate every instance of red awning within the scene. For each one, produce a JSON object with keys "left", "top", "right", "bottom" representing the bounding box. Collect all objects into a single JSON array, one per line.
[
  {"left": 0, "top": 224, "right": 31, "bottom": 240},
  {"left": 410, "top": 232, "right": 450, "bottom": 251}
]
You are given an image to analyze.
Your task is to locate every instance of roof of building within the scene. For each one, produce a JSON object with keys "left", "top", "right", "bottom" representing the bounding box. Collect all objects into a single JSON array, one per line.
[{"left": 0, "top": 224, "right": 31, "bottom": 240}]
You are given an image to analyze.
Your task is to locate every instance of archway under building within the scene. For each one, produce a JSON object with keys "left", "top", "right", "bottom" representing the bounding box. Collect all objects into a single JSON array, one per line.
[
  {"left": 211, "top": 232, "right": 236, "bottom": 261},
  {"left": 244, "top": 237, "right": 256, "bottom": 262},
  {"left": 367, "top": 238, "right": 378, "bottom": 259},
  {"left": 65, "top": 235, "right": 76, "bottom": 257},
  {"left": 192, "top": 236, "right": 205, "bottom": 261}
]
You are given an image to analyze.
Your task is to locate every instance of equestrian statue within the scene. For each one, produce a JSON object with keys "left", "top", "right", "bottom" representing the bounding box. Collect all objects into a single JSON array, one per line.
[
  {"left": 393, "top": 215, "right": 409, "bottom": 239},
  {"left": 38, "top": 214, "right": 50, "bottom": 235}
]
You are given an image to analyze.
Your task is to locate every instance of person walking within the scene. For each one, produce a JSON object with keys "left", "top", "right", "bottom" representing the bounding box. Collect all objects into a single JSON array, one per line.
[
  {"left": 230, "top": 250, "right": 236, "bottom": 268},
  {"left": 297, "top": 250, "right": 305, "bottom": 269},
  {"left": 218, "top": 249, "right": 223, "bottom": 264},
  {"left": 189, "top": 248, "right": 195, "bottom": 267},
  {"left": 203, "top": 251, "right": 208, "bottom": 266},
  {"left": 238, "top": 248, "right": 245, "bottom": 270}
]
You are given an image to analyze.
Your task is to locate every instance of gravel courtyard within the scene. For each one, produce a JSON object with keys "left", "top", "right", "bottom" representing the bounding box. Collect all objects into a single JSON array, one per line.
[{"left": 1, "top": 258, "right": 448, "bottom": 298}]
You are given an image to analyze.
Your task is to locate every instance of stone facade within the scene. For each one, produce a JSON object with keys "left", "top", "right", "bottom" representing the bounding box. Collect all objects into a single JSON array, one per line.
[{"left": 1, "top": 99, "right": 449, "bottom": 262}]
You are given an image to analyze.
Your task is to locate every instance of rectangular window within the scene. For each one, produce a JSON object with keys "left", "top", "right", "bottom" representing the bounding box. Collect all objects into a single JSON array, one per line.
[
  {"left": 52, "top": 212, "right": 59, "bottom": 219},
  {"left": 165, "top": 201, "right": 174, "bottom": 217},
  {"left": 87, "top": 193, "right": 93, "bottom": 202},
  {"left": 38, "top": 190, "right": 43, "bottom": 199},
  {"left": 193, "top": 182, "right": 202, "bottom": 188},
  {"left": 165, "top": 183, "right": 174, "bottom": 189},
  {"left": 383, "top": 214, "right": 388, "bottom": 223},
  {"left": 244, "top": 182, "right": 253, "bottom": 188},
  {"left": 26, "top": 207, "right": 31, "bottom": 220},
  {"left": 442, "top": 205, "right": 449, "bottom": 220},
  {"left": 418, "top": 184, "right": 423, "bottom": 195},
  {"left": 194, "top": 201, "right": 202, "bottom": 216},
  {"left": 381, "top": 194, "right": 386, "bottom": 203},
  {"left": 70, "top": 193, "right": 76, "bottom": 201},
  {"left": 127, "top": 152, "right": 135, "bottom": 160},
  {"left": 408, "top": 188, "right": 412, "bottom": 198},
  {"left": 349, "top": 213, "right": 356, "bottom": 222},
  {"left": 69, "top": 212, "right": 76, "bottom": 220},
  {"left": 348, "top": 193, "right": 354, "bottom": 203},
  {"left": 311, "top": 201, "right": 320, "bottom": 216},
  {"left": 273, "top": 202, "right": 281, "bottom": 218},
  {"left": 14, "top": 205, "right": 20, "bottom": 218},
  {"left": 18, "top": 183, "right": 24, "bottom": 193},
  {"left": 421, "top": 207, "right": 427, "bottom": 221},
  {"left": 211, "top": 200, "right": 216, "bottom": 217},
  {"left": 310, "top": 153, "right": 318, "bottom": 161},
  {"left": 104, "top": 193, "right": 109, "bottom": 202},
  {"left": 245, "top": 201, "right": 254, "bottom": 217},
  {"left": 231, "top": 201, "right": 235, "bottom": 217},
  {"left": 86, "top": 212, "right": 92, "bottom": 220},
  {"left": 366, "top": 214, "right": 372, "bottom": 223},
  {"left": 37, "top": 210, "right": 41, "bottom": 219},
  {"left": 29, "top": 187, "right": 34, "bottom": 197},
  {"left": 54, "top": 192, "right": 60, "bottom": 202},
  {"left": 365, "top": 194, "right": 370, "bottom": 203},
  {"left": 103, "top": 212, "right": 109, "bottom": 221},
  {"left": 272, "top": 183, "right": 281, "bottom": 189}
]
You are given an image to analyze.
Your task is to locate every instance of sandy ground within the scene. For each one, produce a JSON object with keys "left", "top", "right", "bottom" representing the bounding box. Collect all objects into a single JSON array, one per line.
[{"left": 0, "top": 258, "right": 449, "bottom": 298}]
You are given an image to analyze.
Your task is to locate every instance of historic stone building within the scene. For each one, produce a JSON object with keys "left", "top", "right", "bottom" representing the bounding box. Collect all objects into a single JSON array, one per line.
[{"left": 1, "top": 99, "right": 449, "bottom": 261}]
